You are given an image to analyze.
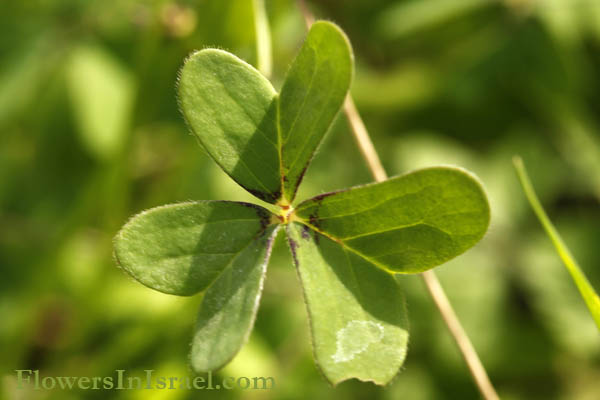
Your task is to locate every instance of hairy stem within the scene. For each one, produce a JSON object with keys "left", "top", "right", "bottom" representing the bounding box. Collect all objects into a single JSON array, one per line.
[
  {"left": 252, "top": 0, "right": 272, "bottom": 78},
  {"left": 297, "top": 2, "right": 499, "bottom": 398}
]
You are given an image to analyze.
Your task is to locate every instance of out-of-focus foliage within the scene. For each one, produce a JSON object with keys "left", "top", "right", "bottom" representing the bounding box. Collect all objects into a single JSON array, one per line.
[
  {"left": 514, "top": 157, "right": 600, "bottom": 330},
  {"left": 1, "top": 0, "right": 599, "bottom": 399}
]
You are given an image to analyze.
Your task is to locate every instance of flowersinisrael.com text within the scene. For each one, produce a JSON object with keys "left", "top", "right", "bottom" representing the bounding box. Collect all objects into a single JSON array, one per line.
[{"left": 15, "top": 370, "right": 275, "bottom": 391}]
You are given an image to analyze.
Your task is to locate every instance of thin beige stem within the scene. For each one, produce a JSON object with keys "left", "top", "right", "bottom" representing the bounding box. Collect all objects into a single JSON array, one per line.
[
  {"left": 421, "top": 270, "right": 499, "bottom": 400},
  {"left": 343, "top": 96, "right": 387, "bottom": 182},
  {"left": 297, "top": 0, "right": 315, "bottom": 27},
  {"left": 297, "top": 2, "right": 499, "bottom": 399}
]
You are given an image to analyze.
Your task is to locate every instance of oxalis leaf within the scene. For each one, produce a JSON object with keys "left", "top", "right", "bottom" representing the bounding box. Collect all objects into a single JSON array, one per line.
[
  {"left": 178, "top": 21, "right": 352, "bottom": 205},
  {"left": 191, "top": 224, "right": 279, "bottom": 371},
  {"left": 286, "top": 166, "right": 489, "bottom": 384},
  {"left": 287, "top": 222, "right": 409, "bottom": 385},
  {"left": 115, "top": 19, "right": 491, "bottom": 386},
  {"left": 114, "top": 201, "right": 278, "bottom": 371},
  {"left": 292, "top": 167, "right": 490, "bottom": 274},
  {"left": 278, "top": 21, "right": 353, "bottom": 203},
  {"left": 114, "top": 201, "right": 274, "bottom": 296}
]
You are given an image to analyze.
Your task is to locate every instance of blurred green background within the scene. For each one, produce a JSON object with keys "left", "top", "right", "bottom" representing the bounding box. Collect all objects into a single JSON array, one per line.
[{"left": 2, "top": 0, "right": 600, "bottom": 399}]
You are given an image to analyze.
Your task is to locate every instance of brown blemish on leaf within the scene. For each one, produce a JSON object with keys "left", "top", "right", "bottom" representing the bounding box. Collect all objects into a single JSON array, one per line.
[
  {"left": 239, "top": 202, "right": 272, "bottom": 229},
  {"left": 291, "top": 164, "right": 310, "bottom": 198},
  {"left": 288, "top": 237, "right": 299, "bottom": 265},
  {"left": 301, "top": 224, "right": 311, "bottom": 240},
  {"left": 306, "top": 216, "right": 321, "bottom": 245},
  {"left": 246, "top": 188, "right": 281, "bottom": 204},
  {"left": 282, "top": 163, "right": 310, "bottom": 204},
  {"left": 309, "top": 213, "right": 320, "bottom": 229}
]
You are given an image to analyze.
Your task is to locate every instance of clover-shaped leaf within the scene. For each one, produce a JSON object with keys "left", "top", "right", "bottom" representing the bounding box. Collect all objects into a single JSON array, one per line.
[{"left": 114, "top": 21, "right": 490, "bottom": 385}]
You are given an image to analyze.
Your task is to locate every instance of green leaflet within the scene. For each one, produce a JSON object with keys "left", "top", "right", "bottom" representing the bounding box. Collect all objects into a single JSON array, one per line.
[
  {"left": 513, "top": 157, "right": 600, "bottom": 330},
  {"left": 114, "top": 201, "right": 273, "bottom": 296},
  {"left": 293, "top": 167, "right": 490, "bottom": 274},
  {"left": 178, "top": 49, "right": 281, "bottom": 203},
  {"left": 287, "top": 222, "right": 408, "bottom": 385},
  {"left": 279, "top": 21, "right": 353, "bottom": 203},
  {"left": 191, "top": 225, "right": 279, "bottom": 371},
  {"left": 177, "top": 21, "right": 352, "bottom": 205}
]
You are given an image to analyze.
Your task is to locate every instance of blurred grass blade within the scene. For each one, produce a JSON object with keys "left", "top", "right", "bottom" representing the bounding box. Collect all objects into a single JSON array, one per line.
[
  {"left": 66, "top": 44, "right": 136, "bottom": 161},
  {"left": 286, "top": 222, "right": 408, "bottom": 385},
  {"left": 0, "top": 37, "right": 54, "bottom": 126},
  {"left": 376, "top": 0, "right": 489, "bottom": 39},
  {"left": 252, "top": 0, "right": 272, "bottom": 78},
  {"left": 513, "top": 156, "right": 600, "bottom": 330}
]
